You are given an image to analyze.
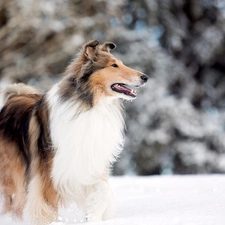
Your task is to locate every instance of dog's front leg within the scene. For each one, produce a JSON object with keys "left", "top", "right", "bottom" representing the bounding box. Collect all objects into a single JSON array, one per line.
[{"left": 85, "top": 180, "right": 115, "bottom": 222}]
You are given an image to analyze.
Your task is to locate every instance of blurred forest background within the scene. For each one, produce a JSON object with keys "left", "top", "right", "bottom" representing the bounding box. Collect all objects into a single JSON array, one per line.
[{"left": 1, "top": 0, "right": 225, "bottom": 175}]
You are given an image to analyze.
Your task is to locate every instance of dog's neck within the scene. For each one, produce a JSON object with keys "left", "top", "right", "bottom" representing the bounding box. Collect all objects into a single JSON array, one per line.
[{"left": 47, "top": 84, "right": 125, "bottom": 200}]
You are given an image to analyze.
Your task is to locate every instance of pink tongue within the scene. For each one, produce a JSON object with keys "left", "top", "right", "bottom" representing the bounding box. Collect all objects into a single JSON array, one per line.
[{"left": 118, "top": 85, "right": 131, "bottom": 92}]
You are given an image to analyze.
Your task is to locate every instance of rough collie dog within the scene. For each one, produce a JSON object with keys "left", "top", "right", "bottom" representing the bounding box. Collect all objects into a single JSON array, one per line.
[{"left": 0, "top": 40, "right": 148, "bottom": 224}]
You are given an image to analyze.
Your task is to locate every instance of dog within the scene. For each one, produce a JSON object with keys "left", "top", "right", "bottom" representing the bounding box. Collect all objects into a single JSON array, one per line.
[{"left": 0, "top": 40, "right": 148, "bottom": 224}]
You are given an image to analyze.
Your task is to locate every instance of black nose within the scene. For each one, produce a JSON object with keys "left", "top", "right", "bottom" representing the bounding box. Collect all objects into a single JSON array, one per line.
[{"left": 141, "top": 74, "right": 148, "bottom": 83}]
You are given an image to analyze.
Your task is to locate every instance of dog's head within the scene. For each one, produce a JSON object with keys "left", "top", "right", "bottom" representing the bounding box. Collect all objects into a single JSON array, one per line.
[{"left": 63, "top": 40, "right": 148, "bottom": 106}]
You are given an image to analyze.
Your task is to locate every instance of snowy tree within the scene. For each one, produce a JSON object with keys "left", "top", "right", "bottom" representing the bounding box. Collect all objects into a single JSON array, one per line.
[{"left": 1, "top": 0, "right": 225, "bottom": 175}]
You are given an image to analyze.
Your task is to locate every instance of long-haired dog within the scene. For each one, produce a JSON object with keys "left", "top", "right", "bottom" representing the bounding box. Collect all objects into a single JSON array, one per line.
[{"left": 0, "top": 40, "right": 148, "bottom": 224}]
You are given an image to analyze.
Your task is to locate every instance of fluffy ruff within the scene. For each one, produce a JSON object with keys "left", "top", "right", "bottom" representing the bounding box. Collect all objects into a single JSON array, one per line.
[{"left": 0, "top": 40, "right": 148, "bottom": 224}]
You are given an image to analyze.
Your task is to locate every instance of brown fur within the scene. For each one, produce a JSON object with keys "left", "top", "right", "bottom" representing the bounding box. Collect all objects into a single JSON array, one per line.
[
  {"left": 0, "top": 92, "right": 58, "bottom": 221},
  {"left": 0, "top": 140, "right": 26, "bottom": 218}
]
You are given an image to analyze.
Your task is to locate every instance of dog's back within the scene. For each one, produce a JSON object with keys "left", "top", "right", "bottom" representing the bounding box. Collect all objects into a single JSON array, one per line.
[
  {"left": 0, "top": 83, "right": 41, "bottom": 217},
  {"left": 0, "top": 83, "right": 40, "bottom": 109}
]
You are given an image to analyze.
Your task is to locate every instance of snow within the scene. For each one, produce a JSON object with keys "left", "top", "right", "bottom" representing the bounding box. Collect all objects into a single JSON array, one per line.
[{"left": 1, "top": 175, "right": 225, "bottom": 225}]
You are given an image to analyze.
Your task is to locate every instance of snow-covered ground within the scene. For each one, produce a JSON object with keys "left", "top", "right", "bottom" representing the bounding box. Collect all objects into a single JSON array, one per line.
[{"left": 1, "top": 175, "right": 225, "bottom": 225}]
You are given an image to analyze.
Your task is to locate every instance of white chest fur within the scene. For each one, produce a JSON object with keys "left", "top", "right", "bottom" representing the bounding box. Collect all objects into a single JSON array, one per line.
[{"left": 47, "top": 85, "right": 124, "bottom": 199}]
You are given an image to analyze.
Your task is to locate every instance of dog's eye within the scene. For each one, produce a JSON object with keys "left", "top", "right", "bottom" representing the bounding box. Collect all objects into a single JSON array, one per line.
[{"left": 111, "top": 64, "right": 118, "bottom": 68}]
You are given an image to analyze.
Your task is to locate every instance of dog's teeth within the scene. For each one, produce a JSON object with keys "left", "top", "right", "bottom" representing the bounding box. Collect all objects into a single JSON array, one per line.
[{"left": 131, "top": 89, "right": 136, "bottom": 95}]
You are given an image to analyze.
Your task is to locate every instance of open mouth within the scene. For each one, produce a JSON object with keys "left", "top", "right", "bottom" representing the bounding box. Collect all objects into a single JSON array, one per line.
[{"left": 111, "top": 83, "right": 137, "bottom": 98}]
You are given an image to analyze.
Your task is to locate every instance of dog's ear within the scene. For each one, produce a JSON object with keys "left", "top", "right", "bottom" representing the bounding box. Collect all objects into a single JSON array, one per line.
[
  {"left": 101, "top": 42, "right": 116, "bottom": 52},
  {"left": 84, "top": 40, "right": 99, "bottom": 60}
]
